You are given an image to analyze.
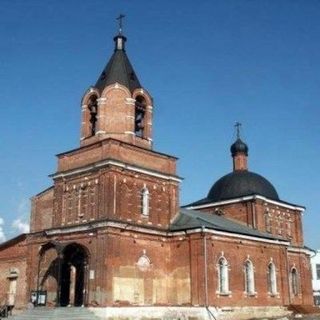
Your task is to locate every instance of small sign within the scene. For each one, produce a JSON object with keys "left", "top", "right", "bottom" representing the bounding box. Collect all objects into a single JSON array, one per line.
[
  {"left": 31, "top": 290, "right": 47, "bottom": 306},
  {"left": 89, "top": 270, "right": 95, "bottom": 280}
]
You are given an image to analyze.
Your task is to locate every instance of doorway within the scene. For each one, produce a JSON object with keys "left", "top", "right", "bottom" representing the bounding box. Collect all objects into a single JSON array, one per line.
[{"left": 59, "top": 243, "right": 88, "bottom": 307}]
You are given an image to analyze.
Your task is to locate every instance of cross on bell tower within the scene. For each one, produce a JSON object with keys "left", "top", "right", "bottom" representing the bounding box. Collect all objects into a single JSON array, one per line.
[
  {"left": 80, "top": 16, "right": 154, "bottom": 150},
  {"left": 116, "top": 14, "right": 125, "bottom": 34}
]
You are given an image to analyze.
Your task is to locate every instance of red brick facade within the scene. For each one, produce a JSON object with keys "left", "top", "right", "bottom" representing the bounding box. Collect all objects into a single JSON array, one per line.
[
  {"left": 0, "top": 31, "right": 313, "bottom": 312},
  {"left": 191, "top": 198, "right": 304, "bottom": 247}
]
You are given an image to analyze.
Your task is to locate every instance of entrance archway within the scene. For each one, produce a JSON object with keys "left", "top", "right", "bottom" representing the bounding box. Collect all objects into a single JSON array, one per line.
[{"left": 59, "top": 243, "right": 88, "bottom": 307}]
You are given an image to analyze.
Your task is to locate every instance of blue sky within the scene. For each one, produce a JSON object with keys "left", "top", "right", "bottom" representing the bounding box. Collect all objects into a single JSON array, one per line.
[{"left": 0, "top": 0, "right": 319, "bottom": 248}]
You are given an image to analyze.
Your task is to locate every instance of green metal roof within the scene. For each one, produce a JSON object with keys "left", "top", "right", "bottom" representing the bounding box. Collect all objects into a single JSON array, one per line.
[{"left": 170, "top": 208, "right": 283, "bottom": 241}]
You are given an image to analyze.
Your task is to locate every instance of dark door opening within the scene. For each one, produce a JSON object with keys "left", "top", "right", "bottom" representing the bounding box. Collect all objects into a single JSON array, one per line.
[{"left": 59, "top": 244, "right": 88, "bottom": 307}]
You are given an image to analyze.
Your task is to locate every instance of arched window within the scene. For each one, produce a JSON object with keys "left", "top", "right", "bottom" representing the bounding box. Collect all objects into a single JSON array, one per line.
[
  {"left": 88, "top": 95, "right": 98, "bottom": 136},
  {"left": 244, "top": 259, "right": 255, "bottom": 295},
  {"left": 267, "top": 262, "right": 277, "bottom": 295},
  {"left": 141, "top": 187, "right": 149, "bottom": 216},
  {"left": 217, "top": 257, "right": 229, "bottom": 294},
  {"left": 134, "top": 96, "right": 146, "bottom": 137},
  {"left": 290, "top": 267, "right": 299, "bottom": 296}
]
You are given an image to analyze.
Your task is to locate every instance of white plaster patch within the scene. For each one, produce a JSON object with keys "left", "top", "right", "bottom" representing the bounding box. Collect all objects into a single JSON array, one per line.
[{"left": 136, "top": 251, "right": 151, "bottom": 272}]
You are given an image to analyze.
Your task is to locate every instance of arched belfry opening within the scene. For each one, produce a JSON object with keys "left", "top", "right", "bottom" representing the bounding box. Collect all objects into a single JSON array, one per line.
[
  {"left": 134, "top": 95, "right": 147, "bottom": 137},
  {"left": 60, "top": 243, "right": 89, "bottom": 307},
  {"left": 88, "top": 95, "right": 98, "bottom": 137},
  {"left": 37, "top": 242, "right": 89, "bottom": 307}
]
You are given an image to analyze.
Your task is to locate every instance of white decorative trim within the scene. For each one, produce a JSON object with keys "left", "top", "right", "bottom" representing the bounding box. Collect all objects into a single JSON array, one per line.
[
  {"left": 97, "top": 98, "right": 107, "bottom": 102},
  {"left": 216, "top": 291, "right": 232, "bottom": 297},
  {"left": 125, "top": 98, "right": 135, "bottom": 105},
  {"left": 244, "top": 292, "right": 258, "bottom": 298},
  {"left": 124, "top": 131, "right": 135, "bottom": 135},
  {"left": 186, "top": 228, "right": 290, "bottom": 246},
  {"left": 186, "top": 195, "right": 305, "bottom": 212},
  {"left": 267, "top": 292, "right": 280, "bottom": 298},
  {"left": 287, "top": 247, "right": 314, "bottom": 256},
  {"left": 44, "top": 220, "right": 170, "bottom": 236},
  {"left": 42, "top": 221, "right": 291, "bottom": 247},
  {"left": 52, "top": 159, "right": 182, "bottom": 182},
  {"left": 147, "top": 138, "right": 153, "bottom": 142},
  {"left": 147, "top": 105, "right": 153, "bottom": 111},
  {"left": 261, "top": 197, "right": 305, "bottom": 211},
  {"left": 81, "top": 105, "right": 87, "bottom": 110},
  {"left": 96, "top": 130, "right": 106, "bottom": 135}
]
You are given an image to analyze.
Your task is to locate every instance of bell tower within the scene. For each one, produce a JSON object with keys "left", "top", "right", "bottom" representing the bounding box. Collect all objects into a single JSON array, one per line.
[
  {"left": 80, "top": 18, "right": 153, "bottom": 150},
  {"left": 50, "top": 19, "right": 180, "bottom": 231}
]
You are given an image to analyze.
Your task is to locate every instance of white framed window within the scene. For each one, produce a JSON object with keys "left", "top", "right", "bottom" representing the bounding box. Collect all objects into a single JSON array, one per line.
[
  {"left": 267, "top": 262, "right": 277, "bottom": 295},
  {"left": 244, "top": 259, "right": 255, "bottom": 295},
  {"left": 141, "top": 187, "right": 149, "bottom": 216},
  {"left": 217, "top": 256, "right": 230, "bottom": 295}
]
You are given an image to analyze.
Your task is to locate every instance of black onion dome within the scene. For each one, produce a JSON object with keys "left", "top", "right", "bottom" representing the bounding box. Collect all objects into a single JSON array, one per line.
[
  {"left": 230, "top": 138, "right": 248, "bottom": 156},
  {"left": 207, "top": 171, "right": 279, "bottom": 202}
]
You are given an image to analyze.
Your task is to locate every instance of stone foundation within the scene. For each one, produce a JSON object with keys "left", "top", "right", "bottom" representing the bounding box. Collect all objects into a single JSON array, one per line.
[{"left": 90, "top": 306, "right": 292, "bottom": 320}]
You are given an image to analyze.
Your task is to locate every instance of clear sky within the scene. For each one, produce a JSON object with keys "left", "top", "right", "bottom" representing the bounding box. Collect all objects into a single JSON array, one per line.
[{"left": 0, "top": 0, "right": 319, "bottom": 248}]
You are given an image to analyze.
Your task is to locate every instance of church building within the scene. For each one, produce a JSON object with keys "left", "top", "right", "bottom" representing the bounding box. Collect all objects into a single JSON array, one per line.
[{"left": 0, "top": 23, "right": 314, "bottom": 318}]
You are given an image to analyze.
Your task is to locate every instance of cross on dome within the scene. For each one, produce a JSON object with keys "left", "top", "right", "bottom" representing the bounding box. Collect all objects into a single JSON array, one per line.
[{"left": 234, "top": 122, "right": 242, "bottom": 139}]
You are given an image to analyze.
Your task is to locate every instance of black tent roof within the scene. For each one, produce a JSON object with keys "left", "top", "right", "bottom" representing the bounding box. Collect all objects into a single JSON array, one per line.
[{"left": 95, "top": 34, "right": 141, "bottom": 93}]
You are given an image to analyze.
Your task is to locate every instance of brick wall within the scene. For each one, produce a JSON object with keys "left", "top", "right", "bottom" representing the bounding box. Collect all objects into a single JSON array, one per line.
[
  {"left": 57, "top": 138, "right": 177, "bottom": 176},
  {"left": 176, "top": 232, "right": 313, "bottom": 307},
  {"left": 30, "top": 188, "right": 54, "bottom": 232},
  {"left": 197, "top": 198, "right": 304, "bottom": 247},
  {"left": 0, "top": 235, "right": 27, "bottom": 309}
]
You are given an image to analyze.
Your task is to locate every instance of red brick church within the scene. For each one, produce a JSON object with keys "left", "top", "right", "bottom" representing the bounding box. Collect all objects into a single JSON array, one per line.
[{"left": 0, "top": 25, "right": 314, "bottom": 317}]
